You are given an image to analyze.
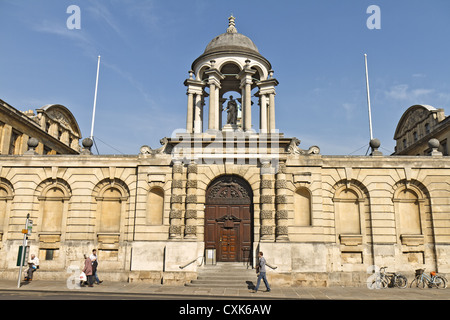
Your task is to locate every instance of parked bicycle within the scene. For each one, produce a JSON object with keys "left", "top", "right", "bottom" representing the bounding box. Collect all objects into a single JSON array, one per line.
[
  {"left": 384, "top": 267, "right": 408, "bottom": 288},
  {"left": 369, "top": 266, "right": 407, "bottom": 289},
  {"left": 410, "top": 269, "right": 447, "bottom": 289}
]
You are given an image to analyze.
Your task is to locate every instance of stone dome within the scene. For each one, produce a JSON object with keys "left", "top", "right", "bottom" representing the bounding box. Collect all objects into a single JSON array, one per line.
[
  {"left": 190, "top": 15, "right": 273, "bottom": 86},
  {"left": 204, "top": 32, "right": 260, "bottom": 55},
  {"left": 197, "top": 15, "right": 265, "bottom": 62}
]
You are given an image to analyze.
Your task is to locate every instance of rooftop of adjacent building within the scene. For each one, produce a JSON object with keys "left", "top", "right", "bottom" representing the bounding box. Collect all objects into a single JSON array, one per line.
[
  {"left": 0, "top": 98, "right": 81, "bottom": 155},
  {"left": 393, "top": 104, "right": 449, "bottom": 156}
]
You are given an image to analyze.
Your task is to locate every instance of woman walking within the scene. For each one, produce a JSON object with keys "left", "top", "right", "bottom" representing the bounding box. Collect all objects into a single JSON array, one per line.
[{"left": 82, "top": 254, "right": 94, "bottom": 287}]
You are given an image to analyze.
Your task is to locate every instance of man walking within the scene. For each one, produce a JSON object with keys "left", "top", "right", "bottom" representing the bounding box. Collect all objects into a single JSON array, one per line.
[
  {"left": 252, "top": 251, "right": 271, "bottom": 293},
  {"left": 90, "top": 249, "right": 102, "bottom": 284}
]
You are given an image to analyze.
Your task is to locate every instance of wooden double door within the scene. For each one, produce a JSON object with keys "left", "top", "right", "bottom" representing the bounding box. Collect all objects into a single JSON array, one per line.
[{"left": 205, "top": 176, "right": 253, "bottom": 263}]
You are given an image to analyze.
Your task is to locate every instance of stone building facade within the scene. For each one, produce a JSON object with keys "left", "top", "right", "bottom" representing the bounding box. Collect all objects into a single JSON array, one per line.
[
  {"left": 393, "top": 104, "right": 449, "bottom": 156},
  {"left": 0, "top": 17, "right": 449, "bottom": 287},
  {"left": 0, "top": 99, "right": 81, "bottom": 155}
]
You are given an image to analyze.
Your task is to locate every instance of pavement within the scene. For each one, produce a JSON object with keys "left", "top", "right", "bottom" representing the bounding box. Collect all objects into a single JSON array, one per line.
[{"left": 0, "top": 279, "right": 449, "bottom": 300}]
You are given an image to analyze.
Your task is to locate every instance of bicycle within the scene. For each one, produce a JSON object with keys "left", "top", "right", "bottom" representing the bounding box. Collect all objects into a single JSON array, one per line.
[
  {"left": 383, "top": 267, "right": 408, "bottom": 288},
  {"left": 410, "top": 269, "right": 447, "bottom": 289},
  {"left": 369, "top": 266, "right": 407, "bottom": 289}
]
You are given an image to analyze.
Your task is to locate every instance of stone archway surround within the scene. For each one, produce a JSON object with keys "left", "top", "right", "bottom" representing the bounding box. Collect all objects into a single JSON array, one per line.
[{"left": 204, "top": 175, "right": 254, "bottom": 263}]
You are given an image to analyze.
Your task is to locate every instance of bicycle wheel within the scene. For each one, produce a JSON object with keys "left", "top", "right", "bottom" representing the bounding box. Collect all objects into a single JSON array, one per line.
[
  {"left": 418, "top": 278, "right": 428, "bottom": 289},
  {"left": 410, "top": 277, "right": 420, "bottom": 288},
  {"left": 395, "top": 275, "right": 407, "bottom": 289},
  {"left": 370, "top": 277, "right": 388, "bottom": 289},
  {"left": 434, "top": 276, "right": 447, "bottom": 289},
  {"left": 386, "top": 275, "right": 395, "bottom": 288}
]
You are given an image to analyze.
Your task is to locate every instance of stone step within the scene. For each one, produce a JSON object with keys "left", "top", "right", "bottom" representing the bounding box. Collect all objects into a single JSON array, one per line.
[
  {"left": 197, "top": 273, "right": 255, "bottom": 279},
  {"left": 187, "top": 281, "right": 255, "bottom": 288},
  {"left": 187, "top": 279, "right": 256, "bottom": 288},
  {"left": 193, "top": 269, "right": 254, "bottom": 274},
  {"left": 186, "top": 262, "right": 257, "bottom": 288}
]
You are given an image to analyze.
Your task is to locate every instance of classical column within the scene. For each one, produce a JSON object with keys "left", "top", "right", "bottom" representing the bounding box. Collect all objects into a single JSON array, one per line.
[
  {"left": 215, "top": 86, "right": 221, "bottom": 130},
  {"left": 259, "top": 94, "right": 268, "bottom": 133},
  {"left": 169, "top": 160, "right": 184, "bottom": 239},
  {"left": 269, "top": 92, "right": 276, "bottom": 133},
  {"left": 205, "top": 62, "right": 224, "bottom": 131},
  {"left": 260, "top": 159, "right": 275, "bottom": 241},
  {"left": 240, "top": 84, "right": 246, "bottom": 129},
  {"left": 184, "top": 71, "right": 204, "bottom": 134},
  {"left": 184, "top": 161, "right": 197, "bottom": 239},
  {"left": 208, "top": 82, "right": 216, "bottom": 130},
  {"left": 238, "top": 60, "right": 256, "bottom": 132},
  {"left": 0, "top": 124, "right": 12, "bottom": 154},
  {"left": 275, "top": 162, "right": 289, "bottom": 241},
  {"left": 193, "top": 93, "right": 204, "bottom": 133},
  {"left": 186, "top": 92, "right": 194, "bottom": 133},
  {"left": 244, "top": 80, "right": 252, "bottom": 131},
  {"left": 256, "top": 76, "right": 279, "bottom": 134}
]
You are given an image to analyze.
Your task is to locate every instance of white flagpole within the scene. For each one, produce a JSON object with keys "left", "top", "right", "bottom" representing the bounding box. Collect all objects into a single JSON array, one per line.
[
  {"left": 364, "top": 54, "right": 374, "bottom": 141},
  {"left": 90, "top": 55, "right": 101, "bottom": 140}
]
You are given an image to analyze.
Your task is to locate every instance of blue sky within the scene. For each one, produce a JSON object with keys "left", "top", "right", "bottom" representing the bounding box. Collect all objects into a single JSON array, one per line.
[{"left": 1, "top": 0, "right": 450, "bottom": 155}]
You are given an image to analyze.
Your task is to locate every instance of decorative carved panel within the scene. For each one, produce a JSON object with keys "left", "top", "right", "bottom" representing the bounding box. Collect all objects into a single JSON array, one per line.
[{"left": 206, "top": 175, "right": 252, "bottom": 205}]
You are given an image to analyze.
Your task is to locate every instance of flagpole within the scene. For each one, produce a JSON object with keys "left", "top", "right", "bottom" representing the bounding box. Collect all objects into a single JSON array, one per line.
[
  {"left": 364, "top": 53, "right": 374, "bottom": 141},
  {"left": 90, "top": 55, "right": 101, "bottom": 140}
]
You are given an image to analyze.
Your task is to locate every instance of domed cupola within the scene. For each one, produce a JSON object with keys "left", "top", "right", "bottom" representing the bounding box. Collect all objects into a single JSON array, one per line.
[
  {"left": 204, "top": 31, "right": 259, "bottom": 55},
  {"left": 184, "top": 16, "right": 278, "bottom": 134},
  {"left": 201, "top": 15, "right": 262, "bottom": 58}
]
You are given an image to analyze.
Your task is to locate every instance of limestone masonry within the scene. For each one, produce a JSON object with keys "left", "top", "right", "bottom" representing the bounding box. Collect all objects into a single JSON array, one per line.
[{"left": 0, "top": 16, "right": 448, "bottom": 287}]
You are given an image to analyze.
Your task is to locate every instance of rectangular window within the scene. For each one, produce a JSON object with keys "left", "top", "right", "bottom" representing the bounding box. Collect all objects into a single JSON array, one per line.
[
  {"left": 45, "top": 249, "right": 54, "bottom": 260},
  {"left": 441, "top": 140, "right": 448, "bottom": 156},
  {"left": 0, "top": 121, "right": 4, "bottom": 152},
  {"left": 40, "top": 248, "right": 59, "bottom": 261},
  {"left": 9, "top": 130, "right": 20, "bottom": 155}
]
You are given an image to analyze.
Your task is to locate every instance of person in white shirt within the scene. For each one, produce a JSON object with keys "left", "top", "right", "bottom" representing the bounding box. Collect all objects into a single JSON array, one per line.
[
  {"left": 25, "top": 254, "right": 39, "bottom": 281},
  {"left": 89, "top": 249, "right": 102, "bottom": 284}
]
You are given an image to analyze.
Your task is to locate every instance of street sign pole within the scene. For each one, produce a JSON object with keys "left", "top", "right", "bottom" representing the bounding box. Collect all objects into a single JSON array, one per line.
[{"left": 17, "top": 214, "right": 31, "bottom": 288}]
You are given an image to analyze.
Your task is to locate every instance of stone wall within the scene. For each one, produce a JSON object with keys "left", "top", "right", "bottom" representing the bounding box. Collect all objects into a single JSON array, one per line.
[{"left": 0, "top": 153, "right": 448, "bottom": 286}]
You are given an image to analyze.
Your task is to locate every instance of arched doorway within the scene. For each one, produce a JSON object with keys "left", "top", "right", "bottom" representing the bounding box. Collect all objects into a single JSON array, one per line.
[{"left": 205, "top": 175, "right": 253, "bottom": 263}]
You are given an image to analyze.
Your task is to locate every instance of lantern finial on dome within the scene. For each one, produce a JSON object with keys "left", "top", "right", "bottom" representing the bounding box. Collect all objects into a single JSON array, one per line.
[{"left": 227, "top": 15, "right": 237, "bottom": 34}]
